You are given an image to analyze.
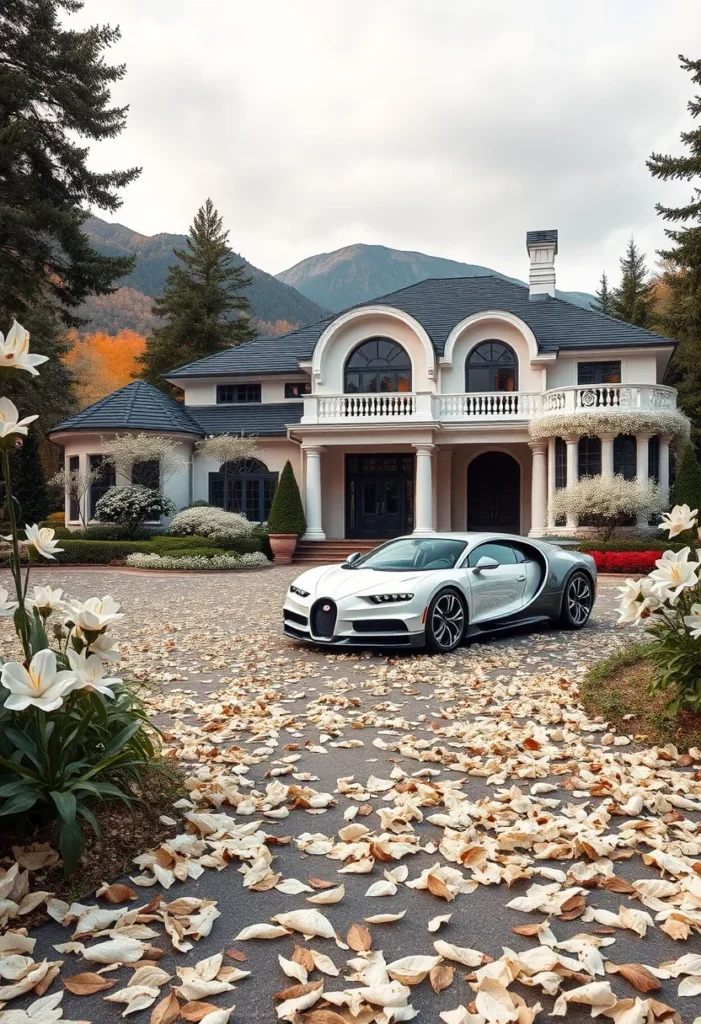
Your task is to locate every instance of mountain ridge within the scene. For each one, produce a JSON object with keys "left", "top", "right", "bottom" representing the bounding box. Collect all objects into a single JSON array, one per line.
[{"left": 276, "top": 241, "right": 595, "bottom": 312}]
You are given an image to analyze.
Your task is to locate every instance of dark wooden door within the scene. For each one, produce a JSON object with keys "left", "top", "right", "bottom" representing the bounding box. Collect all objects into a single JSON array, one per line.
[
  {"left": 346, "top": 455, "right": 414, "bottom": 539},
  {"left": 467, "top": 452, "right": 520, "bottom": 533}
]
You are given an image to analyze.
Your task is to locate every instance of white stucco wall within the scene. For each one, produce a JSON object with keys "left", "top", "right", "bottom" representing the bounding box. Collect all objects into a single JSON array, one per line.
[
  {"left": 545, "top": 351, "right": 659, "bottom": 389},
  {"left": 180, "top": 376, "right": 310, "bottom": 406}
]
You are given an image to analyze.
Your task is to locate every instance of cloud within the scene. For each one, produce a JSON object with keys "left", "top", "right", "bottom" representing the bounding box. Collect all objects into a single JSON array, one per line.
[{"left": 75, "top": 0, "right": 701, "bottom": 291}]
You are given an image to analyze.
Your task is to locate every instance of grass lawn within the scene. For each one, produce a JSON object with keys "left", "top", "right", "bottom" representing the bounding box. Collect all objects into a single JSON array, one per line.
[{"left": 580, "top": 642, "right": 701, "bottom": 750}]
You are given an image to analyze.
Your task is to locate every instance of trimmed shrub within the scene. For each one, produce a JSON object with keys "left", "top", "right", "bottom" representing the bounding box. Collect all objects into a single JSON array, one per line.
[
  {"left": 95, "top": 485, "right": 176, "bottom": 537},
  {"left": 169, "top": 505, "right": 253, "bottom": 540},
  {"left": 267, "top": 461, "right": 306, "bottom": 536},
  {"left": 670, "top": 442, "right": 701, "bottom": 513},
  {"left": 575, "top": 537, "right": 689, "bottom": 553},
  {"left": 585, "top": 550, "right": 661, "bottom": 574},
  {"left": 47, "top": 511, "right": 65, "bottom": 525},
  {"left": 126, "top": 551, "right": 269, "bottom": 570}
]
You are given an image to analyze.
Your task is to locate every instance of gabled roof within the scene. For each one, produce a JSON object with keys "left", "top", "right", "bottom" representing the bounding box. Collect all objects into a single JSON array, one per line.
[
  {"left": 50, "top": 380, "right": 203, "bottom": 436},
  {"left": 164, "top": 275, "right": 674, "bottom": 379},
  {"left": 188, "top": 403, "right": 302, "bottom": 436}
]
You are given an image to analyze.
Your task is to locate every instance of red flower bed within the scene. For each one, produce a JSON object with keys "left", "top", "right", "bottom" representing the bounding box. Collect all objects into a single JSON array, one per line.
[{"left": 585, "top": 550, "right": 661, "bottom": 574}]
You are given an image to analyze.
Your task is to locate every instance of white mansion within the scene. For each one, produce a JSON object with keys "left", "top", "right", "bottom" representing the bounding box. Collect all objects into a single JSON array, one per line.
[{"left": 50, "top": 231, "right": 686, "bottom": 543}]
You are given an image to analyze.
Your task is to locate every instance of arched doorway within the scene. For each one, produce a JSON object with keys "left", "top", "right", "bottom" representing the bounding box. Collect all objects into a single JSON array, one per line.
[{"left": 467, "top": 452, "right": 520, "bottom": 533}]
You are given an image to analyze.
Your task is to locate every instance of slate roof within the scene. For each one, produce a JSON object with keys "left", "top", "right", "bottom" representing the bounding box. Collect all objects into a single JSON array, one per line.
[
  {"left": 50, "top": 381, "right": 202, "bottom": 435},
  {"left": 50, "top": 381, "right": 302, "bottom": 438},
  {"left": 164, "top": 275, "right": 674, "bottom": 380}
]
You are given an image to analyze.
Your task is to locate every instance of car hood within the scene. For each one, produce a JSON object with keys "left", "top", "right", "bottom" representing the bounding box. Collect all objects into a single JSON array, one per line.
[{"left": 294, "top": 564, "right": 426, "bottom": 600}]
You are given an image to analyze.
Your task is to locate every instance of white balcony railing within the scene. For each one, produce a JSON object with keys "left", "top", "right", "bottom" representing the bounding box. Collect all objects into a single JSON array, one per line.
[{"left": 300, "top": 384, "right": 677, "bottom": 426}]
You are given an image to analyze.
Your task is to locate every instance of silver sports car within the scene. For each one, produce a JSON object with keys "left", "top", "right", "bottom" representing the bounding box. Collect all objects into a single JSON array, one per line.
[{"left": 283, "top": 533, "right": 597, "bottom": 653}]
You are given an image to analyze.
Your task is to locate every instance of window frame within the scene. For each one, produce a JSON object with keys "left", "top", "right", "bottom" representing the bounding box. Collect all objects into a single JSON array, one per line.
[
  {"left": 284, "top": 381, "right": 311, "bottom": 399},
  {"left": 216, "top": 383, "right": 262, "bottom": 404},
  {"left": 68, "top": 455, "right": 80, "bottom": 523},
  {"left": 344, "top": 338, "right": 412, "bottom": 394},
  {"left": 208, "top": 457, "right": 278, "bottom": 522},
  {"left": 578, "top": 436, "right": 602, "bottom": 478},
  {"left": 613, "top": 434, "right": 637, "bottom": 480},
  {"left": 577, "top": 361, "right": 622, "bottom": 386},
  {"left": 88, "top": 454, "right": 116, "bottom": 521},
  {"left": 465, "top": 341, "right": 519, "bottom": 393}
]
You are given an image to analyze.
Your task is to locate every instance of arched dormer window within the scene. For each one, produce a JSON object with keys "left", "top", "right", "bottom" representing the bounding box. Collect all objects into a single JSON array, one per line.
[
  {"left": 208, "top": 457, "right": 278, "bottom": 522},
  {"left": 465, "top": 341, "right": 518, "bottom": 393},
  {"left": 344, "top": 338, "right": 412, "bottom": 393}
]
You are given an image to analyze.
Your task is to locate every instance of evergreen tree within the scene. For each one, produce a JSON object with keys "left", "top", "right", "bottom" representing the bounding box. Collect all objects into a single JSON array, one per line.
[
  {"left": 140, "top": 200, "right": 256, "bottom": 389},
  {"left": 611, "top": 237, "right": 653, "bottom": 326},
  {"left": 5, "top": 430, "right": 51, "bottom": 525},
  {"left": 648, "top": 55, "right": 701, "bottom": 442},
  {"left": 0, "top": 0, "right": 139, "bottom": 327},
  {"left": 593, "top": 271, "right": 614, "bottom": 315},
  {"left": 267, "top": 461, "right": 306, "bottom": 536},
  {"left": 670, "top": 442, "right": 701, "bottom": 512}
]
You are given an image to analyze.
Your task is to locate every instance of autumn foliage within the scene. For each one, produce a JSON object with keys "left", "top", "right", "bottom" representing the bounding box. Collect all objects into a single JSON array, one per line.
[{"left": 63, "top": 329, "right": 146, "bottom": 408}]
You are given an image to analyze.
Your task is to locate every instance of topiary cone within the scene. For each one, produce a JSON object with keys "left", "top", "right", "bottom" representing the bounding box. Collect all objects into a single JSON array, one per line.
[{"left": 267, "top": 461, "right": 306, "bottom": 563}]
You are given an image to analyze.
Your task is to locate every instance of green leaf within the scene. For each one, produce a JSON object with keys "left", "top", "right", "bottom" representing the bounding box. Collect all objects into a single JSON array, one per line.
[
  {"left": 0, "top": 790, "right": 40, "bottom": 816},
  {"left": 76, "top": 802, "right": 102, "bottom": 838},
  {"left": 28, "top": 608, "right": 49, "bottom": 653},
  {"left": 102, "top": 720, "right": 142, "bottom": 760},
  {"left": 0, "top": 755, "right": 40, "bottom": 781},
  {"left": 50, "top": 789, "right": 77, "bottom": 825},
  {"left": 50, "top": 791, "right": 82, "bottom": 875},
  {"left": 5, "top": 728, "right": 43, "bottom": 772}
]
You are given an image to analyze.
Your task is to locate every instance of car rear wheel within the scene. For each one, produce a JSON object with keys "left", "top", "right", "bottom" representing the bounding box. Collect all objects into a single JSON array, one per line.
[
  {"left": 560, "top": 572, "right": 593, "bottom": 629},
  {"left": 426, "top": 589, "right": 466, "bottom": 653}
]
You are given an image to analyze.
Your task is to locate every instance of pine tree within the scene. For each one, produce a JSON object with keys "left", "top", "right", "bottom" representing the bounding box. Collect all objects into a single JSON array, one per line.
[
  {"left": 648, "top": 55, "right": 701, "bottom": 442},
  {"left": 140, "top": 200, "right": 256, "bottom": 389},
  {"left": 0, "top": 0, "right": 139, "bottom": 327},
  {"left": 670, "top": 442, "right": 701, "bottom": 512},
  {"left": 611, "top": 237, "right": 653, "bottom": 326},
  {"left": 6, "top": 430, "right": 51, "bottom": 525},
  {"left": 593, "top": 271, "right": 614, "bottom": 315}
]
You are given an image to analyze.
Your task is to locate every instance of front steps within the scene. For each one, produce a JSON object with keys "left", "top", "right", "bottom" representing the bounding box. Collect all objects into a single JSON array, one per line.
[{"left": 293, "top": 539, "right": 381, "bottom": 565}]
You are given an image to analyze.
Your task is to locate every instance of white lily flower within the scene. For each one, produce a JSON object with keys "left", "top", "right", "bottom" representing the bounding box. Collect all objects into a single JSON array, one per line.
[
  {"left": 22, "top": 524, "right": 63, "bottom": 560},
  {"left": 1, "top": 649, "right": 75, "bottom": 713},
  {"left": 66, "top": 595, "right": 124, "bottom": 632},
  {"left": 683, "top": 602, "right": 701, "bottom": 639},
  {"left": 616, "top": 578, "right": 644, "bottom": 625},
  {"left": 26, "top": 585, "right": 65, "bottom": 616},
  {"left": 66, "top": 650, "right": 120, "bottom": 699},
  {"left": 0, "top": 397, "right": 38, "bottom": 439},
  {"left": 649, "top": 547, "right": 701, "bottom": 603},
  {"left": 659, "top": 503, "right": 698, "bottom": 538},
  {"left": 0, "top": 586, "right": 18, "bottom": 617},
  {"left": 81, "top": 629, "right": 121, "bottom": 664},
  {"left": 0, "top": 320, "right": 49, "bottom": 376}
]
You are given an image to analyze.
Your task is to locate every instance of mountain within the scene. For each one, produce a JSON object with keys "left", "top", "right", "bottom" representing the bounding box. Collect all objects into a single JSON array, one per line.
[
  {"left": 277, "top": 243, "right": 595, "bottom": 312},
  {"left": 81, "top": 216, "right": 326, "bottom": 334}
]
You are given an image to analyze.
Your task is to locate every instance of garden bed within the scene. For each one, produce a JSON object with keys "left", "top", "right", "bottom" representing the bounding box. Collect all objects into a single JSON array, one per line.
[{"left": 580, "top": 643, "right": 701, "bottom": 750}]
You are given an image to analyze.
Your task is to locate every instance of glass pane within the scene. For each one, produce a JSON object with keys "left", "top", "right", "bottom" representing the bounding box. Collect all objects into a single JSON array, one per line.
[
  {"left": 494, "top": 368, "right": 516, "bottom": 392},
  {"left": 467, "top": 367, "right": 490, "bottom": 392},
  {"left": 384, "top": 481, "right": 399, "bottom": 515},
  {"left": 362, "top": 481, "right": 377, "bottom": 515},
  {"left": 380, "top": 374, "right": 393, "bottom": 392},
  {"left": 467, "top": 542, "right": 517, "bottom": 567},
  {"left": 397, "top": 373, "right": 411, "bottom": 392}
]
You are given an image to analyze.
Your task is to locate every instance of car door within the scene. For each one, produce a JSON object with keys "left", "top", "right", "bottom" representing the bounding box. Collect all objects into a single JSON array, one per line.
[{"left": 465, "top": 541, "right": 527, "bottom": 622}]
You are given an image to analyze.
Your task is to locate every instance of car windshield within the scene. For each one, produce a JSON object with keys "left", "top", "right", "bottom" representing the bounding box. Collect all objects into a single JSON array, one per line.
[{"left": 352, "top": 537, "right": 467, "bottom": 572}]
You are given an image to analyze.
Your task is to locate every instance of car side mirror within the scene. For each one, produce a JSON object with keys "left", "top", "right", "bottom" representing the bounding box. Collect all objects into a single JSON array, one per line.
[
  {"left": 345, "top": 551, "right": 362, "bottom": 565},
  {"left": 474, "top": 555, "right": 499, "bottom": 572}
]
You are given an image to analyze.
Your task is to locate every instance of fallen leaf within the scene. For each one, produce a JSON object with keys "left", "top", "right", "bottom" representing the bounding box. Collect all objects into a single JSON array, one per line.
[
  {"left": 97, "top": 883, "right": 138, "bottom": 904},
  {"left": 180, "top": 1002, "right": 220, "bottom": 1022},
  {"left": 63, "top": 972, "right": 118, "bottom": 996},
  {"left": 346, "top": 922, "right": 372, "bottom": 952},
  {"left": 430, "top": 965, "right": 455, "bottom": 993},
  {"left": 608, "top": 963, "right": 661, "bottom": 994},
  {"left": 150, "top": 992, "right": 180, "bottom": 1024}
]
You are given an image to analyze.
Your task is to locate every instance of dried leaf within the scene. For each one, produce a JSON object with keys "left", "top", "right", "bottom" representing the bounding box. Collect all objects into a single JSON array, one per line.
[
  {"left": 609, "top": 963, "right": 661, "bottom": 994},
  {"left": 63, "top": 972, "right": 118, "bottom": 996},
  {"left": 430, "top": 965, "right": 455, "bottom": 993},
  {"left": 180, "top": 1002, "right": 220, "bottom": 1022},
  {"left": 98, "top": 884, "right": 138, "bottom": 904},
  {"left": 150, "top": 992, "right": 180, "bottom": 1024},
  {"left": 346, "top": 922, "right": 372, "bottom": 952}
]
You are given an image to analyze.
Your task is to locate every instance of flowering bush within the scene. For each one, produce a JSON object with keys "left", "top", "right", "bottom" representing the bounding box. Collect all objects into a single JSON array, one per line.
[
  {"left": 617, "top": 503, "right": 701, "bottom": 714},
  {"left": 0, "top": 321, "right": 158, "bottom": 875},
  {"left": 586, "top": 550, "right": 661, "bottom": 574},
  {"left": 126, "top": 551, "right": 269, "bottom": 570},
  {"left": 549, "top": 474, "right": 665, "bottom": 539},
  {"left": 529, "top": 409, "right": 690, "bottom": 441},
  {"left": 100, "top": 432, "right": 186, "bottom": 479},
  {"left": 169, "top": 505, "right": 253, "bottom": 540},
  {"left": 94, "top": 484, "right": 175, "bottom": 536}
]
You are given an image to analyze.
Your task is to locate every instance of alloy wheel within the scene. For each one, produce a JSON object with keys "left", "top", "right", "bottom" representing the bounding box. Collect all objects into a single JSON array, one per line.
[
  {"left": 567, "top": 575, "right": 592, "bottom": 626},
  {"left": 431, "top": 592, "right": 465, "bottom": 649}
]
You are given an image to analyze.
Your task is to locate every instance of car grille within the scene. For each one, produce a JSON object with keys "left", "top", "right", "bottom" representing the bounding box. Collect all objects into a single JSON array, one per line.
[
  {"left": 284, "top": 610, "right": 308, "bottom": 627},
  {"left": 311, "top": 598, "right": 337, "bottom": 639},
  {"left": 352, "top": 619, "right": 408, "bottom": 633}
]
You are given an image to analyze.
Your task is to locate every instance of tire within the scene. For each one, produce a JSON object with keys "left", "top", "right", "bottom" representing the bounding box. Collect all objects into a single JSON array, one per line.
[
  {"left": 425, "top": 589, "right": 467, "bottom": 653},
  {"left": 560, "top": 572, "right": 594, "bottom": 629}
]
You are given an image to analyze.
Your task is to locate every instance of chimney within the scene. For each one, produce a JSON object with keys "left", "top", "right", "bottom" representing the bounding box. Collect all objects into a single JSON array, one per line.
[{"left": 526, "top": 229, "right": 558, "bottom": 299}]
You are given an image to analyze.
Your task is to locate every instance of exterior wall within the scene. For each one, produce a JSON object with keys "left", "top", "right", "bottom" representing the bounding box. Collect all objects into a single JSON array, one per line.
[
  {"left": 545, "top": 351, "right": 659, "bottom": 389},
  {"left": 180, "top": 375, "right": 310, "bottom": 406}
]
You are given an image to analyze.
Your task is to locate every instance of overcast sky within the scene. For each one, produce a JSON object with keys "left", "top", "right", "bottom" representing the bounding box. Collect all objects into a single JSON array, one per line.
[{"left": 73, "top": 0, "right": 701, "bottom": 293}]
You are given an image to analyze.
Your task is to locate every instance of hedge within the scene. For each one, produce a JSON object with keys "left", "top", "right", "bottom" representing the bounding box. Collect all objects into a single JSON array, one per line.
[
  {"left": 585, "top": 550, "right": 661, "bottom": 574},
  {"left": 575, "top": 537, "right": 688, "bottom": 553},
  {"left": 0, "top": 534, "right": 265, "bottom": 566}
]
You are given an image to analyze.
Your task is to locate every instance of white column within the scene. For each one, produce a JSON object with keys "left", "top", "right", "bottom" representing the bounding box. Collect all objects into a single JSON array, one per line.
[
  {"left": 600, "top": 433, "right": 615, "bottom": 477},
  {"left": 302, "top": 446, "right": 326, "bottom": 540},
  {"left": 547, "top": 437, "right": 556, "bottom": 529},
  {"left": 436, "top": 449, "right": 453, "bottom": 532},
  {"left": 636, "top": 433, "right": 652, "bottom": 528},
  {"left": 413, "top": 444, "right": 436, "bottom": 535},
  {"left": 528, "top": 441, "right": 548, "bottom": 537},
  {"left": 564, "top": 435, "right": 579, "bottom": 530},
  {"left": 659, "top": 434, "right": 672, "bottom": 507}
]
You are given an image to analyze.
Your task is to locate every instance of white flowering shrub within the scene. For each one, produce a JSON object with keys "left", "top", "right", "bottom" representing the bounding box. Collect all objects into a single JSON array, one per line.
[
  {"left": 196, "top": 432, "right": 258, "bottom": 464},
  {"left": 549, "top": 475, "right": 664, "bottom": 539},
  {"left": 169, "top": 505, "right": 253, "bottom": 539},
  {"left": 618, "top": 504, "right": 701, "bottom": 714},
  {"left": 126, "top": 551, "right": 269, "bottom": 570},
  {"left": 94, "top": 485, "right": 176, "bottom": 537},
  {"left": 529, "top": 409, "right": 690, "bottom": 441},
  {"left": 100, "top": 433, "right": 186, "bottom": 480}
]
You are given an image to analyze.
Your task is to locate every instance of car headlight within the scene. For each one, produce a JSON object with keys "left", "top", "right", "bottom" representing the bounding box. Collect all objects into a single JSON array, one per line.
[
  {"left": 368, "top": 593, "right": 414, "bottom": 604},
  {"left": 289, "top": 585, "right": 310, "bottom": 598}
]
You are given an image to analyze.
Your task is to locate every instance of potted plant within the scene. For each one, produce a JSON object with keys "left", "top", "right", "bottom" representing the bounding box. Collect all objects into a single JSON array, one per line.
[{"left": 267, "top": 460, "right": 306, "bottom": 564}]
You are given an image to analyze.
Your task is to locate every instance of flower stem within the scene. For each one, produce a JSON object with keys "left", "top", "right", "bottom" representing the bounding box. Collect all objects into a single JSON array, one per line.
[{"left": 2, "top": 448, "right": 31, "bottom": 661}]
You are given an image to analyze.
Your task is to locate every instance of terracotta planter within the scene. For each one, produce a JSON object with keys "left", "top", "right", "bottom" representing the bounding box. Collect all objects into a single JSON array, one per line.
[{"left": 269, "top": 533, "right": 298, "bottom": 564}]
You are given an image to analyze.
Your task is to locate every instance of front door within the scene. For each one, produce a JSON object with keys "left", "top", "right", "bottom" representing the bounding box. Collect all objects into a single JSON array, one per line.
[
  {"left": 467, "top": 452, "right": 521, "bottom": 533},
  {"left": 346, "top": 455, "right": 414, "bottom": 539}
]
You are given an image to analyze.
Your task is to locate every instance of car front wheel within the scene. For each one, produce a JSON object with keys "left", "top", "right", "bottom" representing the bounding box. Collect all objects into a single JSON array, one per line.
[
  {"left": 425, "top": 589, "right": 466, "bottom": 653},
  {"left": 560, "top": 572, "right": 593, "bottom": 629}
]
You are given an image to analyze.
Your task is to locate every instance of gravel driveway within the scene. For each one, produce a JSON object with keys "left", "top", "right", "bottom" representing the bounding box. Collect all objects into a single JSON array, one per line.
[{"left": 1, "top": 568, "right": 699, "bottom": 1024}]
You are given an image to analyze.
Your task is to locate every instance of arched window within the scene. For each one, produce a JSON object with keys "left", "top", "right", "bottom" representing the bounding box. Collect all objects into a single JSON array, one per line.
[
  {"left": 344, "top": 338, "right": 412, "bottom": 393},
  {"left": 613, "top": 435, "right": 637, "bottom": 480},
  {"left": 208, "top": 457, "right": 278, "bottom": 522},
  {"left": 465, "top": 341, "right": 518, "bottom": 392}
]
